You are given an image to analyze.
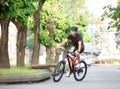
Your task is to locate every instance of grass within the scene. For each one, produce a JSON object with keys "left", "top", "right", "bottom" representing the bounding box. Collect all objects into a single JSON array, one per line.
[{"left": 0, "top": 65, "right": 45, "bottom": 76}]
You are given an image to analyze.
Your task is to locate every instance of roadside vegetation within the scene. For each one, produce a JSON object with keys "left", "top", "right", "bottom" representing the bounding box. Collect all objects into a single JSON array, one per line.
[{"left": 0, "top": 65, "right": 45, "bottom": 76}]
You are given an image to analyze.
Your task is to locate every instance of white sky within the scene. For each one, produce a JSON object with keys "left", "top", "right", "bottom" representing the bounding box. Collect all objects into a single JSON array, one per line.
[{"left": 86, "top": 0, "right": 118, "bottom": 16}]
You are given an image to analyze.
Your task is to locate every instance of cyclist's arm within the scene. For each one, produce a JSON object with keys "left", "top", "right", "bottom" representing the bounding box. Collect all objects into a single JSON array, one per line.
[
  {"left": 57, "top": 38, "right": 68, "bottom": 48},
  {"left": 77, "top": 40, "right": 82, "bottom": 52}
]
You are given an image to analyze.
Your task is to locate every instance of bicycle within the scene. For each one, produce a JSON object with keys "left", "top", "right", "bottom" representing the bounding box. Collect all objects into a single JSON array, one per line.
[{"left": 53, "top": 48, "right": 87, "bottom": 82}]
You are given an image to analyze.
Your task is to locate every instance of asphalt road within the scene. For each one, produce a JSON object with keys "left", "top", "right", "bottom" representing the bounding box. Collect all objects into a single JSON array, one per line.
[{"left": 0, "top": 65, "right": 120, "bottom": 89}]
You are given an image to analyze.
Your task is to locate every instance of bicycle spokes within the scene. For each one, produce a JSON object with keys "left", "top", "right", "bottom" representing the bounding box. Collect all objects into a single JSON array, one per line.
[
  {"left": 73, "top": 61, "right": 87, "bottom": 81},
  {"left": 53, "top": 61, "right": 65, "bottom": 82}
]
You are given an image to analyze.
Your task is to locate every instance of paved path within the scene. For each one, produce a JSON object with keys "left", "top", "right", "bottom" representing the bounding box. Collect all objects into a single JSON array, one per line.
[{"left": 0, "top": 65, "right": 120, "bottom": 89}]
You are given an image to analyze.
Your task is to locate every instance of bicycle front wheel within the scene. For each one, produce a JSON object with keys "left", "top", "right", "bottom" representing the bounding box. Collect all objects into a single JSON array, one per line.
[
  {"left": 53, "top": 61, "right": 65, "bottom": 82},
  {"left": 73, "top": 61, "right": 87, "bottom": 81}
]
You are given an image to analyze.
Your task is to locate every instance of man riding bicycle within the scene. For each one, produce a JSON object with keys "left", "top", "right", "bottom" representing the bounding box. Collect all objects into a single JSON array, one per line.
[{"left": 57, "top": 26, "right": 85, "bottom": 77}]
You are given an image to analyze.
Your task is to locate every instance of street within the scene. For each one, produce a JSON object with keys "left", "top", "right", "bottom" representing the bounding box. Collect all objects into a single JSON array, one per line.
[{"left": 0, "top": 65, "right": 120, "bottom": 89}]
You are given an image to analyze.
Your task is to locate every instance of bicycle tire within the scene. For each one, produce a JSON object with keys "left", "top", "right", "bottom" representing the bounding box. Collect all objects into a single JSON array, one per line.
[
  {"left": 73, "top": 61, "right": 87, "bottom": 81},
  {"left": 53, "top": 61, "right": 65, "bottom": 82}
]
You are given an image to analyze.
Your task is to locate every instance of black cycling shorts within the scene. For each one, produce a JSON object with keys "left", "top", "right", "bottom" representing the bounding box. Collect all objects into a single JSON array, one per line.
[{"left": 73, "top": 47, "right": 84, "bottom": 54}]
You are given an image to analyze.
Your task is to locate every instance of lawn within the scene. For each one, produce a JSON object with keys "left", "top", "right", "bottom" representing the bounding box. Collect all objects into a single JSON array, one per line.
[{"left": 0, "top": 65, "right": 45, "bottom": 76}]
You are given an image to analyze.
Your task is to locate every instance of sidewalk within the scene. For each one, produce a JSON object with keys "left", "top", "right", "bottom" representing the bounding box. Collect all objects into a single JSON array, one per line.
[
  {"left": 93, "top": 63, "right": 120, "bottom": 66},
  {"left": 0, "top": 69, "right": 52, "bottom": 84}
]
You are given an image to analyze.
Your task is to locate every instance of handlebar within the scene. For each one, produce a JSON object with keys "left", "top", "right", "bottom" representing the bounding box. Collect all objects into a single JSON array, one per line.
[
  {"left": 60, "top": 48, "right": 75, "bottom": 56},
  {"left": 60, "top": 48, "right": 68, "bottom": 53}
]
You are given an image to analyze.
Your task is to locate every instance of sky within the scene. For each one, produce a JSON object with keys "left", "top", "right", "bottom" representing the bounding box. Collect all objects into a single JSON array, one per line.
[{"left": 86, "top": 0, "right": 118, "bottom": 17}]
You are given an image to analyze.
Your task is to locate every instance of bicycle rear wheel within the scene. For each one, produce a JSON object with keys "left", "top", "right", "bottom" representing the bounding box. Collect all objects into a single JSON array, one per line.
[
  {"left": 73, "top": 61, "right": 87, "bottom": 81},
  {"left": 53, "top": 61, "right": 65, "bottom": 82}
]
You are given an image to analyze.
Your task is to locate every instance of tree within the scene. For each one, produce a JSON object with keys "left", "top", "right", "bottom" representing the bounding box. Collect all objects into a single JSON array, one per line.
[
  {"left": 102, "top": 2, "right": 120, "bottom": 51},
  {"left": 0, "top": 0, "right": 35, "bottom": 68},
  {"left": 12, "top": 20, "right": 27, "bottom": 67},
  {"left": 0, "top": 18, "right": 10, "bottom": 68},
  {"left": 31, "top": 0, "right": 46, "bottom": 65},
  {"left": 40, "top": 0, "right": 71, "bottom": 65},
  {"left": 0, "top": 1, "right": 13, "bottom": 68},
  {"left": 28, "top": 0, "right": 90, "bottom": 65},
  {"left": 12, "top": 0, "right": 35, "bottom": 67}
]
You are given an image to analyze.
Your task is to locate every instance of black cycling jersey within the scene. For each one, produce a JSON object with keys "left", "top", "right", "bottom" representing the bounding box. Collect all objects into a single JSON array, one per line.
[{"left": 67, "top": 33, "right": 84, "bottom": 50}]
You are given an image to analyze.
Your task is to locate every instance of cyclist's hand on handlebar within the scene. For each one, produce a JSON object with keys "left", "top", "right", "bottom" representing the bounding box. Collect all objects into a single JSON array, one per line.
[
  {"left": 75, "top": 50, "right": 79, "bottom": 54},
  {"left": 56, "top": 44, "right": 61, "bottom": 49},
  {"left": 56, "top": 44, "right": 61, "bottom": 53}
]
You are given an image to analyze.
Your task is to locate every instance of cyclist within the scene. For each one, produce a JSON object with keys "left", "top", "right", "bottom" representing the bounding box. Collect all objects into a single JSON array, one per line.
[{"left": 57, "top": 26, "right": 85, "bottom": 77}]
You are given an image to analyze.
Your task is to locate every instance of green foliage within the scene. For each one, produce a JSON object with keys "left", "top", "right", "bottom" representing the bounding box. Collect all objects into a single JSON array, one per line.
[
  {"left": 102, "top": 5, "right": 120, "bottom": 31},
  {"left": 40, "top": 29, "right": 53, "bottom": 46},
  {"left": 77, "top": 15, "right": 88, "bottom": 28},
  {"left": 82, "top": 32, "right": 91, "bottom": 42},
  {"left": 102, "top": 4, "right": 120, "bottom": 50},
  {"left": 27, "top": 16, "right": 35, "bottom": 32},
  {"left": 54, "top": 28, "right": 68, "bottom": 42},
  {"left": 28, "top": 0, "right": 90, "bottom": 48},
  {"left": 0, "top": 0, "right": 35, "bottom": 25},
  {"left": 76, "top": 14, "right": 91, "bottom": 42},
  {"left": 40, "top": 0, "right": 70, "bottom": 47}
]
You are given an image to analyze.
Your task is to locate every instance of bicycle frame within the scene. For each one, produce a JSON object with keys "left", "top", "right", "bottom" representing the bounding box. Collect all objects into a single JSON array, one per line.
[{"left": 63, "top": 49, "right": 79, "bottom": 73}]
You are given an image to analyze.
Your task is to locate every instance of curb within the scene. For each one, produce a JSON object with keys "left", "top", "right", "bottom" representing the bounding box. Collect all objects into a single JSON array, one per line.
[
  {"left": 0, "top": 70, "right": 52, "bottom": 84},
  {"left": 93, "top": 64, "right": 120, "bottom": 66}
]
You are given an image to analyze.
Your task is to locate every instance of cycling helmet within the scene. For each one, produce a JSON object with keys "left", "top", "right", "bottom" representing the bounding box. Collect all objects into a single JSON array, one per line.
[{"left": 70, "top": 26, "right": 78, "bottom": 31}]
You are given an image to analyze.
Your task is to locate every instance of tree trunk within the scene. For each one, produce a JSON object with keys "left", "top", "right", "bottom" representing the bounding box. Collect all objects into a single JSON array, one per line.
[
  {"left": 46, "top": 47, "right": 51, "bottom": 65},
  {"left": 0, "top": 19, "right": 10, "bottom": 68},
  {"left": 46, "top": 22, "right": 55, "bottom": 65},
  {"left": 46, "top": 46, "right": 55, "bottom": 65},
  {"left": 31, "top": 0, "right": 46, "bottom": 65},
  {"left": 12, "top": 19, "right": 27, "bottom": 68},
  {"left": 55, "top": 49, "right": 60, "bottom": 64},
  {"left": 16, "top": 25, "right": 27, "bottom": 67}
]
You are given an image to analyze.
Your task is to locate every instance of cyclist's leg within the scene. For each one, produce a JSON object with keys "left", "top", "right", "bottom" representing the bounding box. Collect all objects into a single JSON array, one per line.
[
  {"left": 65, "top": 57, "right": 73, "bottom": 77},
  {"left": 66, "top": 53, "right": 76, "bottom": 77},
  {"left": 74, "top": 47, "right": 84, "bottom": 62},
  {"left": 75, "top": 47, "right": 85, "bottom": 69},
  {"left": 75, "top": 52, "right": 80, "bottom": 62}
]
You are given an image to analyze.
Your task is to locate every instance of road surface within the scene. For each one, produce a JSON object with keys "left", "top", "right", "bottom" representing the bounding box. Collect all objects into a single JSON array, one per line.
[{"left": 0, "top": 65, "right": 120, "bottom": 89}]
